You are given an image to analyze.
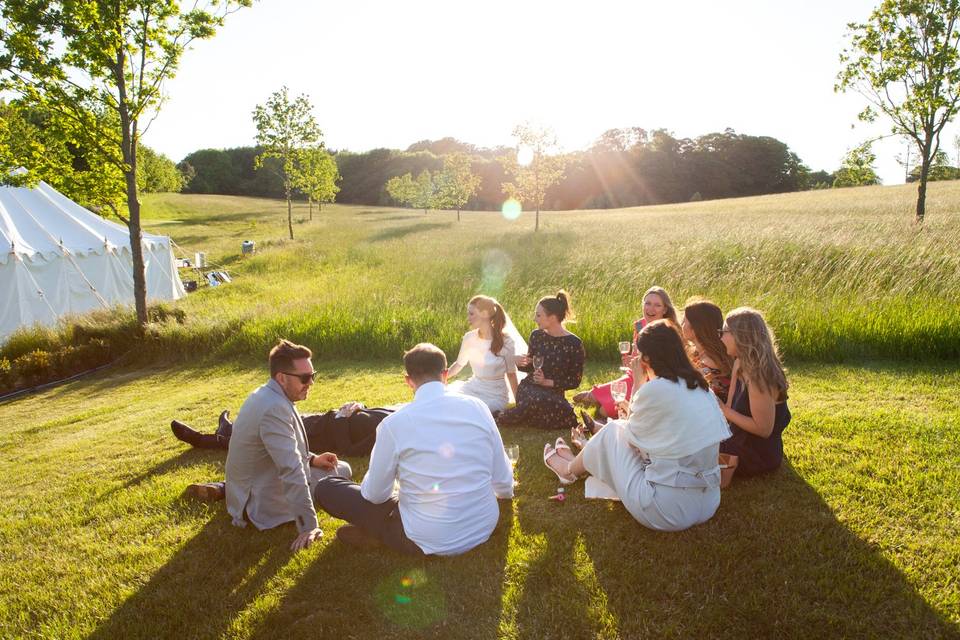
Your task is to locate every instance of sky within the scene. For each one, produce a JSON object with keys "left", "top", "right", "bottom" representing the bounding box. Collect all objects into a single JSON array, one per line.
[{"left": 144, "top": 0, "right": 951, "bottom": 185}]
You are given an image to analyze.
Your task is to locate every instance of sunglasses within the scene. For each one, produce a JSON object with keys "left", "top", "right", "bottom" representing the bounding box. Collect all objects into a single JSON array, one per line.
[
  {"left": 282, "top": 370, "right": 317, "bottom": 384},
  {"left": 717, "top": 326, "right": 731, "bottom": 337}
]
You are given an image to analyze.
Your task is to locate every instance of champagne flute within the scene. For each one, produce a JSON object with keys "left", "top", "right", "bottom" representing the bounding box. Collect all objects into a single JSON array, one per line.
[
  {"left": 532, "top": 355, "right": 544, "bottom": 371},
  {"left": 611, "top": 379, "right": 628, "bottom": 403},
  {"left": 505, "top": 444, "right": 520, "bottom": 469}
]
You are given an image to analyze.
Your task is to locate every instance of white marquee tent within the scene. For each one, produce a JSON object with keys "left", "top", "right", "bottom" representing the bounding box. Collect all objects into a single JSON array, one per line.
[{"left": 0, "top": 179, "right": 186, "bottom": 342}]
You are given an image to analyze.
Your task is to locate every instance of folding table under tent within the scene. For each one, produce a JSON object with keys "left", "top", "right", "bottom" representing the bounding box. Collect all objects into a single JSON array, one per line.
[{"left": 0, "top": 180, "right": 186, "bottom": 343}]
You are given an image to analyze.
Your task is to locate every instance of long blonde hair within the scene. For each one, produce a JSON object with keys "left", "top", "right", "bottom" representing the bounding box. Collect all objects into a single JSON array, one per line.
[
  {"left": 643, "top": 286, "right": 679, "bottom": 326},
  {"left": 726, "top": 307, "right": 788, "bottom": 399}
]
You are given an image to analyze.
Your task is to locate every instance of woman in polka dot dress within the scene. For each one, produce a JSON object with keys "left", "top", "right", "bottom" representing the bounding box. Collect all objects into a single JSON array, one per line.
[{"left": 495, "top": 290, "right": 585, "bottom": 431}]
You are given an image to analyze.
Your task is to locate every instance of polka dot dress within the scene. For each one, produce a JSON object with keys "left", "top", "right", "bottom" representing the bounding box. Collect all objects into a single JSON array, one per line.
[{"left": 496, "top": 329, "right": 585, "bottom": 430}]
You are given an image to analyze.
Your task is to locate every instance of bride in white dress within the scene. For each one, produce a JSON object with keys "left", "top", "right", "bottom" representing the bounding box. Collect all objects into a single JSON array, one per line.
[{"left": 447, "top": 295, "right": 527, "bottom": 413}]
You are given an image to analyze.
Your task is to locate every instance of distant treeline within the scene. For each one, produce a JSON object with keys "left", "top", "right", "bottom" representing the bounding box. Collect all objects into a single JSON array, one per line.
[{"left": 179, "top": 128, "right": 838, "bottom": 209}]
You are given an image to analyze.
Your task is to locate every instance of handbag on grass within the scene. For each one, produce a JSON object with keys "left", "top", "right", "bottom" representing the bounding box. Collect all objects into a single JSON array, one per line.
[{"left": 719, "top": 453, "right": 738, "bottom": 489}]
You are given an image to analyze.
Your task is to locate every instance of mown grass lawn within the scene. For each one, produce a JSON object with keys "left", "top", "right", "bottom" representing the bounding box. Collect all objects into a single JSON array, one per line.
[
  {"left": 2, "top": 184, "right": 959, "bottom": 638},
  {"left": 1, "top": 360, "right": 957, "bottom": 639}
]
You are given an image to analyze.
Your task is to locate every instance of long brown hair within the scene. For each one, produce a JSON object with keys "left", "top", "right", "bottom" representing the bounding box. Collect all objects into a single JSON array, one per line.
[
  {"left": 538, "top": 289, "right": 574, "bottom": 323},
  {"left": 635, "top": 320, "right": 709, "bottom": 391},
  {"left": 726, "top": 307, "right": 788, "bottom": 399},
  {"left": 682, "top": 299, "right": 734, "bottom": 376},
  {"left": 469, "top": 294, "right": 508, "bottom": 356},
  {"left": 643, "top": 286, "right": 678, "bottom": 326}
]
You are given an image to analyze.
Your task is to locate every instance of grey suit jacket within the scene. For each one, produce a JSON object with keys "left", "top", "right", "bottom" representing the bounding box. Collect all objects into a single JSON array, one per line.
[{"left": 225, "top": 378, "right": 319, "bottom": 533}]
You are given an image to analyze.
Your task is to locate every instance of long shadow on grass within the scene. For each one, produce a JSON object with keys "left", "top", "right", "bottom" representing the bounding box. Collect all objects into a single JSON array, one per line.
[
  {"left": 506, "top": 461, "right": 958, "bottom": 639},
  {"left": 87, "top": 508, "right": 294, "bottom": 640},
  {"left": 242, "top": 500, "right": 514, "bottom": 640},
  {"left": 367, "top": 222, "right": 452, "bottom": 243}
]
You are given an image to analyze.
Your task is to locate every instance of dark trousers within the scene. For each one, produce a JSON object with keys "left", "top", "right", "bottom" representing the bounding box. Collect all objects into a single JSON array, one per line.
[
  {"left": 303, "top": 408, "right": 392, "bottom": 456},
  {"left": 186, "top": 408, "right": 392, "bottom": 455},
  {"left": 313, "top": 476, "right": 424, "bottom": 555}
]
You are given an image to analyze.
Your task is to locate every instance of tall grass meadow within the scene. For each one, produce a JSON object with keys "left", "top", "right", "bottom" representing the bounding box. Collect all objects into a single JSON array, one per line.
[{"left": 3, "top": 182, "right": 960, "bottom": 371}]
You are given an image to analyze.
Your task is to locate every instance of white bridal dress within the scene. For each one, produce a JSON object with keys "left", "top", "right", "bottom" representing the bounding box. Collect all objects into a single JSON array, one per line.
[{"left": 449, "top": 317, "right": 527, "bottom": 413}]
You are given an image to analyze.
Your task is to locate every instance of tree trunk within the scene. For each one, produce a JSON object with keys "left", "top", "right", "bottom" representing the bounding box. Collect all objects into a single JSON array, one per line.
[
  {"left": 124, "top": 168, "right": 148, "bottom": 327},
  {"left": 457, "top": 207, "right": 461, "bottom": 222},
  {"left": 287, "top": 195, "right": 294, "bottom": 239},
  {"left": 115, "top": 55, "right": 148, "bottom": 328},
  {"left": 309, "top": 198, "right": 313, "bottom": 220},
  {"left": 916, "top": 138, "right": 932, "bottom": 224},
  {"left": 535, "top": 206, "right": 540, "bottom": 232},
  {"left": 916, "top": 160, "right": 930, "bottom": 224}
]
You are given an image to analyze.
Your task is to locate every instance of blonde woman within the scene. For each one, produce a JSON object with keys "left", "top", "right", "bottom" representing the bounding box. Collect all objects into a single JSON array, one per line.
[
  {"left": 574, "top": 286, "right": 678, "bottom": 421},
  {"left": 447, "top": 295, "right": 525, "bottom": 413},
  {"left": 718, "top": 307, "right": 791, "bottom": 477}
]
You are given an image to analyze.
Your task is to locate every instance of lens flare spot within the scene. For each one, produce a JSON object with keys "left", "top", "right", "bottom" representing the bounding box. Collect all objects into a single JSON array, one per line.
[
  {"left": 481, "top": 248, "right": 513, "bottom": 296},
  {"left": 431, "top": 482, "right": 440, "bottom": 492},
  {"left": 517, "top": 146, "right": 534, "bottom": 167},
  {"left": 376, "top": 569, "right": 443, "bottom": 629},
  {"left": 438, "top": 443, "right": 455, "bottom": 458},
  {"left": 501, "top": 198, "right": 522, "bottom": 221}
]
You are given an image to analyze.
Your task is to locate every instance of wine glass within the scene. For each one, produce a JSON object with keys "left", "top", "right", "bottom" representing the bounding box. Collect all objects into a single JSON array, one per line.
[
  {"left": 618, "top": 341, "right": 632, "bottom": 355},
  {"left": 505, "top": 444, "right": 520, "bottom": 469},
  {"left": 611, "top": 379, "right": 628, "bottom": 403},
  {"left": 532, "top": 355, "right": 545, "bottom": 371}
]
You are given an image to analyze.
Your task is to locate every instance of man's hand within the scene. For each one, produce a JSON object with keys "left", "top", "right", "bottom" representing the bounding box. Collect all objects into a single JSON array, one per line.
[
  {"left": 312, "top": 452, "right": 339, "bottom": 471},
  {"left": 337, "top": 401, "right": 364, "bottom": 418},
  {"left": 291, "top": 528, "right": 323, "bottom": 552}
]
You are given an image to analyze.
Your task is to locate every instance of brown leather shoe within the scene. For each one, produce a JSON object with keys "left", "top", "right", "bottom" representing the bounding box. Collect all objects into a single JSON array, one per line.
[
  {"left": 335, "top": 524, "right": 382, "bottom": 550},
  {"left": 184, "top": 482, "right": 225, "bottom": 501}
]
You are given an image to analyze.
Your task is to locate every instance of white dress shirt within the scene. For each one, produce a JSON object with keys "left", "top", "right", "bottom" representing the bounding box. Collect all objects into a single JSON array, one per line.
[{"left": 361, "top": 381, "right": 515, "bottom": 555}]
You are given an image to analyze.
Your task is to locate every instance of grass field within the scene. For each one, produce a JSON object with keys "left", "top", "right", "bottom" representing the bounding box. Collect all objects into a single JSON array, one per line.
[
  {"left": 0, "top": 361, "right": 957, "bottom": 638},
  {"left": 5, "top": 181, "right": 960, "bottom": 365},
  {"left": 1, "top": 185, "right": 959, "bottom": 638}
]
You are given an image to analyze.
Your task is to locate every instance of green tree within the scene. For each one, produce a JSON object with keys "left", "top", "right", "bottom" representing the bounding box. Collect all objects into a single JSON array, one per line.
[
  {"left": 253, "top": 86, "right": 322, "bottom": 239},
  {"left": 413, "top": 170, "right": 437, "bottom": 214},
  {"left": 907, "top": 150, "right": 960, "bottom": 181},
  {"left": 291, "top": 146, "right": 339, "bottom": 219},
  {"left": 0, "top": 0, "right": 249, "bottom": 326},
  {"left": 137, "top": 145, "right": 183, "bottom": 193},
  {"left": 385, "top": 173, "right": 417, "bottom": 208},
  {"left": 837, "top": 0, "right": 960, "bottom": 222},
  {"left": 833, "top": 142, "right": 881, "bottom": 187},
  {"left": 500, "top": 123, "right": 567, "bottom": 231},
  {"left": 436, "top": 153, "right": 481, "bottom": 221},
  {"left": 0, "top": 100, "right": 125, "bottom": 209}
]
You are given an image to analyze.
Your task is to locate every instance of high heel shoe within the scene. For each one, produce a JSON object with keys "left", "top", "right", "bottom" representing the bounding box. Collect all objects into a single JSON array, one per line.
[{"left": 579, "top": 410, "right": 598, "bottom": 435}]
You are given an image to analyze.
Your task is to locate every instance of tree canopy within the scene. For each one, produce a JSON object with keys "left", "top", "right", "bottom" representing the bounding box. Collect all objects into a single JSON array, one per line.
[
  {"left": 0, "top": 0, "right": 249, "bottom": 325},
  {"left": 500, "top": 123, "right": 567, "bottom": 231},
  {"left": 838, "top": 0, "right": 960, "bottom": 222},
  {"left": 253, "top": 86, "right": 322, "bottom": 239}
]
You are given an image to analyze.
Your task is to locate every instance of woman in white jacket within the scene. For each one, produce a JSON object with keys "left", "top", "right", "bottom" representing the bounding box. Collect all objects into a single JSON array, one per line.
[{"left": 543, "top": 319, "right": 730, "bottom": 531}]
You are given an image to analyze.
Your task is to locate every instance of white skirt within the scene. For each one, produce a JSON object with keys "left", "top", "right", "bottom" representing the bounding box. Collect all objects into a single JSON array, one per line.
[{"left": 449, "top": 377, "right": 509, "bottom": 413}]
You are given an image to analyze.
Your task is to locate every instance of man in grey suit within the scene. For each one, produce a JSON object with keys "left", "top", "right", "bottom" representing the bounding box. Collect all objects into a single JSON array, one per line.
[{"left": 186, "top": 339, "right": 351, "bottom": 552}]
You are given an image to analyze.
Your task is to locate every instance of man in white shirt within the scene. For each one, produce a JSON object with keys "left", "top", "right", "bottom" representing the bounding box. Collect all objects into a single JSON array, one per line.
[{"left": 313, "top": 342, "right": 515, "bottom": 555}]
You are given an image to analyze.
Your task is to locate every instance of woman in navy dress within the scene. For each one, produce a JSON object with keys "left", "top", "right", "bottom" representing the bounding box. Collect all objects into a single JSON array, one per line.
[
  {"left": 718, "top": 307, "right": 791, "bottom": 477},
  {"left": 495, "top": 291, "right": 585, "bottom": 431}
]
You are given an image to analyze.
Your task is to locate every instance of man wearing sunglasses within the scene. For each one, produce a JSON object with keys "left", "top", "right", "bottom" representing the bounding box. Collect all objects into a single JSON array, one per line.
[{"left": 186, "top": 339, "right": 351, "bottom": 552}]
